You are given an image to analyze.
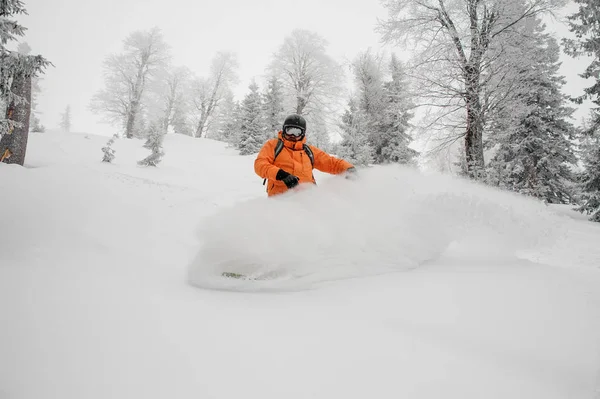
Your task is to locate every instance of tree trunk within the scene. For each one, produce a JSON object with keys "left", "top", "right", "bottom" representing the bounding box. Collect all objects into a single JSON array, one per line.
[
  {"left": 124, "top": 59, "right": 148, "bottom": 139},
  {"left": 296, "top": 97, "right": 306, "bottom": 115},
  {"left": 124, "top": 101, "right": 139, "bottom": 139},
  {"left": 195, "top": 116, "right": 205, "bottom": 138},
  {"left": 464, "top": 64, "right": 485, "bottom": 179},
  {"left": 1, "top": 73, "right": 32, "bottom": 166}
]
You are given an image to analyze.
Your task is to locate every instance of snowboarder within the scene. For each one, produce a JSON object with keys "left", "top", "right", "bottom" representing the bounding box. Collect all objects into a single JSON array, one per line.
[{"left": 255, "top": 114, "right": 356, "bottom": 196}]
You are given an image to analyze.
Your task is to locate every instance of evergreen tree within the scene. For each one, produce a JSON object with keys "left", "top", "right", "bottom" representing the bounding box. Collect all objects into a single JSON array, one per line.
[
  {"left": 337, "top": 97, "right": 373, "bottom": 166},
  {"left": 563, "top": 0, "right": 600, "bottom": 220},
  {"left": 138, "top": 124, "right": 165, "bottom": 166},
  {"left": 60, "top": 105, "right": 71, "bottom": 132},
  {"left": 101, "top": 134, "right": 117, "bottom": 163},
  {"left": 487, "top": 28, "right": 577, "bottom": 204},
  {"left": 238, "top": 80, "right": 266, "bottom": 155},
  {"left": 379, "top": 54, "right": 418, "bottom": 164},
  {"left": 263, "top": 75, "right": 285, "bottom": 136},
  {"left": 576, "top": 130, "right": 600, "bottom": 221},
  {"left": 563, "top": 0, "right": 600, "bottom": 129},
  {"left": 350, "top": 50, "right": 385, "bottom": 160},
  {"left": 349, "top": 51, "right": 416, "bottom": 164}
]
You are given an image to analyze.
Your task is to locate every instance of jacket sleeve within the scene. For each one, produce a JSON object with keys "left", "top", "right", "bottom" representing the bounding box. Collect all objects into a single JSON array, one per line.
[
  {"left": 311, "top": 145, "right": 354, "bottom": 175},
  {"left": 254, "top": 140, "right": 280, "bottom": 181}
]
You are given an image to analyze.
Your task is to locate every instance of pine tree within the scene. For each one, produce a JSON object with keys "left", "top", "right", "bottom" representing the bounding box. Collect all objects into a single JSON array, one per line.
[
  {"left": 263, "top": 75, "right": 285, "bottom": 136},
  {"left": 350, "top": 50, "right": 385, "bottom": 160},
  {"left": 238, "top": 81, "right": 266, "bottom": 155},
  {"left": 101, "top": 134, "right": 117, "bottom": 163},
  {"left": 138, "top": 124, "right": 165, "bottom": 166},
  {"left": 60, "top": 105, "right": 71, "bottom": 132},
  {"left": 378, "top": 54, "right": 418, "bottom": 164},
  {"left": 563, "top": 0, "right": 600, "bottom": 129},
  {"left": 337, "top": 97, "right": 373, "bottom": 166},
  {"left": 350, "top": 51, "right": 417, "bottom": 165},
  {"left": 563, "top": 0, "right": 600, "bottom": 220},
  {"left": 577, "top": 130, "right": 600, "bottom": 221},
  {"left": 487, "top": 28, "right": 577, "bottom": 204}
]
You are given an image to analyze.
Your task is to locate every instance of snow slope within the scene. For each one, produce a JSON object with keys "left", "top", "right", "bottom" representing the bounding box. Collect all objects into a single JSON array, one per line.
[{"left": 1, "top": 130, "right": 600, "bottom": 399}]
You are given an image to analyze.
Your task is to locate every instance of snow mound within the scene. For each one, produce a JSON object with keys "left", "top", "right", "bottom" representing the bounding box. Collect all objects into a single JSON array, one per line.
[{"left": 188, "top": 165, "right": 565, "bottom": 291}]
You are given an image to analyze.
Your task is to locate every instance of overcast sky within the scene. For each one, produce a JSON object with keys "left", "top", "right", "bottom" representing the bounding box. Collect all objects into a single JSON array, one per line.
[{"left": 17, "top": 0, "right": 592, "bottom": 136}]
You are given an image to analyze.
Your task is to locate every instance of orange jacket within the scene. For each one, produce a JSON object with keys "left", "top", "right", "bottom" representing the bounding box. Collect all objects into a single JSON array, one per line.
[{"left": 254, "top": 131, "right": 354, "bottom": 196}]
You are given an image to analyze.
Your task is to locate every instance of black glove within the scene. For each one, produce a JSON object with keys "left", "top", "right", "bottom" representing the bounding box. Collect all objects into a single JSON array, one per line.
[
  {"left": 345, "top": 166, "right": 358, "bottom": 180},
  {"left": 276, "top": 169, "right": 300, "bottom": 189}
]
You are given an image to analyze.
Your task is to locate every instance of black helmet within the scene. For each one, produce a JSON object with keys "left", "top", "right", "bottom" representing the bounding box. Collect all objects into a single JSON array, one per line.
[{"left": 282, "top": 114, "right": 306, "bottom": 133}]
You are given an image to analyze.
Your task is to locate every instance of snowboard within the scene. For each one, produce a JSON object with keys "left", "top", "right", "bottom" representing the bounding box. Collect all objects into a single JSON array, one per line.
[{"left": 221, "top": 270, "right": 286, "bottom": 281}]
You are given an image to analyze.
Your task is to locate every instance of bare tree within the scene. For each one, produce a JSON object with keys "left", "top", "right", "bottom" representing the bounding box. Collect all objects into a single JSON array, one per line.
[
  {"left": 268, "top": 29, "right": 345, "bottom": 117},
  {"left": 378, "top": 0, "right": 564, "bottom": 178},
  {"left": 90, "top": 27, "right": 170, "bottom": 138},
  {"left": 191, "top": 52, "right": 238, "bottom": 138},
  {"left": 146, "top": 65, "right": 192, "bottom": 135}
]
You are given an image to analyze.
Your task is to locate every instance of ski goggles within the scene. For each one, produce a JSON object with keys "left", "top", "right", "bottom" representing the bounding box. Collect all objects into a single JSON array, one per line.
[{"left": 284, "top": 126, "right": 304, "bottom": 136}]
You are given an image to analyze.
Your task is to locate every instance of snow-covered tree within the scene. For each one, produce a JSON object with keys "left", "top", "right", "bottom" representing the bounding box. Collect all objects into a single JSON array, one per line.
[
  {"left": 60, "top": 105, "right": 71, "bottom": 132},
  {"left": 144, "top": 65, "right": 191, "bottom": 135},
  {"left": 90, "top": 27, "right": 170, "bottom": 138},
  {"left": 350, "top": 49, "right": 386, "bottom": 154},
  {"left": 563, "top": 0, "right": 600, "bottom": 127},
  {"left": 378, "top": 0, "right": 565, "bottom": 178},
  {"left": 380, "top": 54, "right": 418, "bottom": 164},
  {"left": 576, "top": 130, "right": 600, "bottom": 221},
  {"left": 101, "top": 134, "right": 117, "bottom": 163},
  {"left": 138, "top": 124, "right": 165, "bottom": 166},
  {"left": 563, "top": 0, "right": 600, "bottom": 220},
  {"left": 337, "top": 97, "right": 374, "bottom": 166},
  {"left": 303, "top": 112, "right": 331, "bottom": 151},
  {"left": 191, "top": 52, "right": 238, "bottom": 138},
  {"left": 486, "top": 27, "right": 577, "bottom": 204},
  {"left": 268, "top": 29, "right": 345, "bottom": 117},
  {"left": 223, "top": 100, "right": 242, "bottom": 147},
  {"left": 0, "top": 0, "right": 50, "bottom": 165},
  {"left": 170, "top": 79, "right": 194, "bottom": 137},
  {"left": 238, "top": 80, "right": 266, "bottom": 155},
  {"left": 210, "top": 91, "right": 241, "bottom": 144},
  {"left": 348, "top": 50, "right": 417, "bottom": 164},
  {"left": 263, "top": 75, "right": 286, "bottom": 135},
  {"left": 17, "top": 42, "right": 44, "bottom": 132}
]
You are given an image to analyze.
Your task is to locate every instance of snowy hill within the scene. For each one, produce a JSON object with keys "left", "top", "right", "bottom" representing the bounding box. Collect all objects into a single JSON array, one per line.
[{"left": 1, "top": 130, "right": 600, "bottom": 399}]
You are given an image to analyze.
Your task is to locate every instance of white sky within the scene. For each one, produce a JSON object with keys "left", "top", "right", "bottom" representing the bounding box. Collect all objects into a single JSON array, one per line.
[{"left": 17, "top": 0, "right": 593, "bottom": 136}]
